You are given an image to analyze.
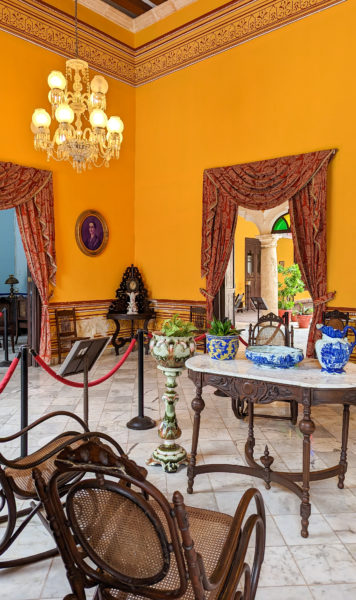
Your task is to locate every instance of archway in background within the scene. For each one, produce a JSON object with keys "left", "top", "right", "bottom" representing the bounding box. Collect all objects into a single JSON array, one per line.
[{"left": 201, "top": 150, "right": 336, "bottom": 356}]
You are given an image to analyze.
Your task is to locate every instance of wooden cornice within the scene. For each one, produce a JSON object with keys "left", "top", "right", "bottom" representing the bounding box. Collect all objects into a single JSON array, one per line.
[{"left": 0, "top": 0, "right": 346, "bottom": 86}]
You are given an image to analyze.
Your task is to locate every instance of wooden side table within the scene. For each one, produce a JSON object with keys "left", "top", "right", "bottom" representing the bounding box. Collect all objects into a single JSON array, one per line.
[{"left": 106, "top": 312, "right": 155, "bottom": 355}]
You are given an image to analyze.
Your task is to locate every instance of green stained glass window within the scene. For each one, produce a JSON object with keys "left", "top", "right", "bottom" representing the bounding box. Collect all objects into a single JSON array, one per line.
[{"left": 272, "top": 214, "right": 291, "bottom": 233}]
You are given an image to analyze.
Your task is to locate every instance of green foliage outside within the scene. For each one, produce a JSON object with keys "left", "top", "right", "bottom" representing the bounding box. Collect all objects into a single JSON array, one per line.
[
  {"left": 296, "top": 302, "right": 313, "bottom": 316},
  {"left": 208, "top": 317, "right": 244, "bottom": 337},
  {"left": 161, "top": 314, "right": 196, "bottom": 337},
  {"left": 278, "top": 263, "right": 305, "bottom": 310}
]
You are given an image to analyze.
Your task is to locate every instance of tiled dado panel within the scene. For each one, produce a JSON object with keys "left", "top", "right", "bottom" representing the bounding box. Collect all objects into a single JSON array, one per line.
[
  {"left": 48, "top": 298, "right": 205, "bottom": 363},
  {"left": 0, "top": 0, "right": 345, "bottom": 86}
]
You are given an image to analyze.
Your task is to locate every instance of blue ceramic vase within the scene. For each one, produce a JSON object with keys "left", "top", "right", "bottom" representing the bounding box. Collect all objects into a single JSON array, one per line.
[
  {"left": 206, "top": 334, "right": 239, "bottom": 360},
  {"left": 315, "top": 324, "right": 356, "bottom": 374}
]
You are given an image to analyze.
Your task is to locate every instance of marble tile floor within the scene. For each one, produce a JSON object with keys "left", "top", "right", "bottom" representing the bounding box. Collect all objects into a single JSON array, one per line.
[{"left": 1, "top": 348, "right": 356, "bottom": 599}]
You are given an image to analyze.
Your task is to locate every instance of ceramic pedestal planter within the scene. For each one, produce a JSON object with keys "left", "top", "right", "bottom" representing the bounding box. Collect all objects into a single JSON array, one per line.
[
  {"left": 315, "top": 324, "right": 356, "bottom": 374},
  {"left": 206, "top": 334, "right": 239, "bottom": 360},
  {"left": 147, "top": 333, "right": 196, "bottom": 472}
]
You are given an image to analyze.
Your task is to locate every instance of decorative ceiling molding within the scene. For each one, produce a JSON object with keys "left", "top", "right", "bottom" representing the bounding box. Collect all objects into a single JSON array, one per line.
[
  {"left": 0, "top": 0, "right": 346, "bottom": 86},
  {"left": 79, "top": 0, "right": 199, "bottom": 32}
]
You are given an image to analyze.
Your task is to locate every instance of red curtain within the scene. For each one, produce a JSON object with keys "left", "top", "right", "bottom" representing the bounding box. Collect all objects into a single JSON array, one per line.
[
  {"left": 0, "top": 162, "right": 56, "bottom": 363},
  {"left": 201, "top": 150, "right": 336, "bottom": 355}
]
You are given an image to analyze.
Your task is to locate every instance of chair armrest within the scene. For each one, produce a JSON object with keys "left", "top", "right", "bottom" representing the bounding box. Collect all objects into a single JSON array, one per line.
[
  {"left": 0, "top": 410, "right": 89, "bottom": 444},
  {"left": 201, "top": 488, "right": 265, "bottom": 595},
  {"left": 0, "top": 431, "right": 129, "bottom": 471}
]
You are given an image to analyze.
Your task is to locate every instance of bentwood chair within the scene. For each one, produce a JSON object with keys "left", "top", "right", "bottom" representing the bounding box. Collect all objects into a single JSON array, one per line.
[
  {"left": 235, "top": 293, "right": 245, "bottom": 313},
  {"left": 190, "top": 305, "right": 207, "bottom": 352},
  {"left": 34, "top": 439, "right": 266, "bottom": 600},
  {"left": 234, "top": 312, "right": 298, "bottom": 424},
  {"left": 0, "top": 298, "right": 16, "bottom": 353},
  {"left": 55, "top": 308, "right": 89, "bottom": 363},
  {"left": 322, "top": 309, "right": 349, "bottom": 331},
  {"left": 0, "top": 413, "right": 127, "bottom": 569}
]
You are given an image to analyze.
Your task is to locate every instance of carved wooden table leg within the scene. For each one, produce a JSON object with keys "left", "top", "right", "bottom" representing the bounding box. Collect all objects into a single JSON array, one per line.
[
  {"left": 111, "top": 321, "right": 122, "bottom": 355},
  {"left": 338, "top": 404, "right": 350, "bottom": 489},
  {"left": 187, "top": 381, "right": 205, "bottom": 494},
  {"left": 231, "top": 397, "right": 248, "bottom": 419},
  {"left": 299, "top": 389, "right": 315, "bottom": 538},
  {"left": 147, "top": 366, "right": 189, "bottom": 473},
  {"left": 245, "top": 400, "right": 255, "bottom": 462}
]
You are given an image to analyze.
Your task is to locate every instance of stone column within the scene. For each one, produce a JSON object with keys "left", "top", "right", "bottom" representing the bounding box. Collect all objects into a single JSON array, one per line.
[{"left": 256, "top": 234, "right": 278, "bottom": 314}]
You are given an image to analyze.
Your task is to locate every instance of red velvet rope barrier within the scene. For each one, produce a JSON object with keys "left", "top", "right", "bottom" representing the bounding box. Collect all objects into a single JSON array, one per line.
[
  {"left": 194, "top": 334, "right": 206, "bottom": 342},
  {"left": 31, "top": 338, "right": 137, "bottom": 388},
  {"left": 238, "top": 336, "right": 248, "bottom": 347},
  {"left": 0, "top": 353, "right": 21, "bottom": 394}
]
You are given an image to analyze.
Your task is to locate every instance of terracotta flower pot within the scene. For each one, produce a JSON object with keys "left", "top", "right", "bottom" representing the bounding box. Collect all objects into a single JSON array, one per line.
[
  {"left": 297, "top": 314, "right": 313, "bottom": 328},
  {"left": 291, "top": 314, "right": 298, "bottom": 323}
]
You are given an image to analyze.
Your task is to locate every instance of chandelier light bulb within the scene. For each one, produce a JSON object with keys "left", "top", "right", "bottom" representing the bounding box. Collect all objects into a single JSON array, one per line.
[
  {"left": 47, "top": 70, "right": 66, "bottom": 90},
  {"left": 89, "top": 109, "right": 108, "bottom": 129},
  {"left": 55, "top": 103, "right": 75, "bottom": 124},
  {"left": 90, "top": 75, "right": 108, "bottom": 95},
  {"left": 107, "top": 116, "right": 124, "bottom": 134},
  {"left": 32, "top": 108, "right": 51, "bottom": 128}
]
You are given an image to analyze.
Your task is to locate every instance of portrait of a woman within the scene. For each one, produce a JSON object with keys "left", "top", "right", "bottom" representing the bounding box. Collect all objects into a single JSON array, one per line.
[{"left": 75, "top": 210, "right": 108, "bottom": 256}]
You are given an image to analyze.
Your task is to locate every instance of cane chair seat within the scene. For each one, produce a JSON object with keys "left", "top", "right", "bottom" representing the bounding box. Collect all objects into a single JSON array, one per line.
[
  {"left": 254, "top": 324, "right": 285, "bottom": 346},
  {"left": 33, "top": 440, "right": 265, "bottom": 600},
  {"left": 84, "top": 499, "right": 233, "bottom": 600},
  {"left": 5, "top": 432, "right": 83, "bottom": 496}
]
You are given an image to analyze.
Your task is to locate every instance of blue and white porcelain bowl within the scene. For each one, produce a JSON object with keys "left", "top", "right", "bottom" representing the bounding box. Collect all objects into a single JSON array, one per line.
[{"left": 245, "top": 345, "right": 304, "bottom": 369}]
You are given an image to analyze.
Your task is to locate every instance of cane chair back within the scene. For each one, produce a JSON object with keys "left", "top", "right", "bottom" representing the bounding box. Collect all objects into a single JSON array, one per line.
[
  {"left": 55, "top": 308, "right": 88, "bottom": 363},
  {"left": 241, "top": 312, "right": 297, "bottom": 424},
  {"left": 34, "top": 440, "right": 266, "bottom": 600},
  {"left": 0, "top": 410, "right": 93, "bottom": 569},
  {"left": 190, "top": 306, "right": 207, "bottom": 352},
  {"left": 248, "top": 312, "right": 293, "bottom": 348},
  {"left": 322, "top": 309, "right": 349, "bottom": 331}
]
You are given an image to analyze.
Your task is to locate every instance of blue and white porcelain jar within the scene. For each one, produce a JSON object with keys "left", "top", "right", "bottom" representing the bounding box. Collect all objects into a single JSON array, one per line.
[{"left": 315, "top": 324, "right": 356, "bottom": 374}]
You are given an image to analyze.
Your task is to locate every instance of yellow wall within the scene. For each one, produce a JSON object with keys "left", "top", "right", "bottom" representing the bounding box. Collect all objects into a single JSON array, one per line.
[
  {"left": 134, "top": 0, "right": 356, "bottom": 305},
  {"left": 1, "top": 0, "right": 354, "bottom": 308},
  {"left": 0, "top": 30, "right": 135, "bottom": 303}
]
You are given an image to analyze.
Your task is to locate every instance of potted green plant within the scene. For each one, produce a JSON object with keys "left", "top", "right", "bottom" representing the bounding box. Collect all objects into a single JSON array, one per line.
[
  {"left": 206, "top": 317, "right": 244, "bottom": 360},
  {"left": 296, "top": 303, "right": 313, "bottom": 328},
  {"left": 149, "top": 314, "right": 196, "bottom": 368},
  {"left": 278, "top": 263, "right": 305, "bottom": 320}
]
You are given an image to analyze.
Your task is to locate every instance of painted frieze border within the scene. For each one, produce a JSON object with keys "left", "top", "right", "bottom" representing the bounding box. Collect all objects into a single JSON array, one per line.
[{"left": 0, "top": 0, "right": 347, "bottom": 86}]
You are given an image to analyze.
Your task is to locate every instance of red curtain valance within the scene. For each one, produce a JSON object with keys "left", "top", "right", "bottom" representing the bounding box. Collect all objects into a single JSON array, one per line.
[
  {"left": 201, "top": 149, "right": 336, "bottom": 355},
  {"left": 0, "top": 161, "right": 56, "bottom": 362}
]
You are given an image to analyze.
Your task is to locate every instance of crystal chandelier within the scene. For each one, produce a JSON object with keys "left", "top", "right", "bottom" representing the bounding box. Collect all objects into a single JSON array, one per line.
[{"left": 31, "top": 0, "right": 124, "bottom": 173}]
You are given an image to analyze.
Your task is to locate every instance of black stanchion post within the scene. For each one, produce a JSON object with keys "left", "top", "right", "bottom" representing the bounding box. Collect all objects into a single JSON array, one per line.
[
  {"left": 83, "top": 353, "right": 89, "bottom": 426},
  {"left": 20, "top": 345, "right": 29, "bottom": 457},
  {"left": 127, "top": 329, "right": 155, "bottom": 430},
  {"left": 0, "top": 307, "right": 11, "bottom": 367}
]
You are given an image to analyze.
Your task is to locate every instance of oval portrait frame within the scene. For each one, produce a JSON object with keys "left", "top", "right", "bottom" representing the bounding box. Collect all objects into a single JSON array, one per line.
[{"left": 75, "top": 210, "right": 109, "bottom": 257}]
